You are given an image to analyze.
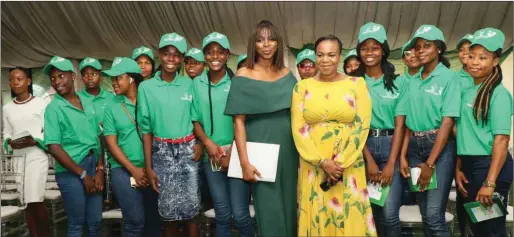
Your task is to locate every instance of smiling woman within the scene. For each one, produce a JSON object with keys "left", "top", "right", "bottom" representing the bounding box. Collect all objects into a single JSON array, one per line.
[{"left": 292, "top": 35, "right": 374, "bottom": 237}]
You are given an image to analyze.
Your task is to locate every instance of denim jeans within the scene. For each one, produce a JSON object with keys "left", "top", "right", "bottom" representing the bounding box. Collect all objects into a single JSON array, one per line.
[
  {"left": 366, "top": 136, "right": 403, "bottom": 237},
  {"left": 461, "top": 153, "right": 513, "bottom": 237},
  {"left": 203, "top": 160, "right": 253, "bottom": 237},
  {"left": 111, "top": 167, "right": 162, "bottom": 237},
  {"left": 55, "top": 154, "right": 103, "bottom": 237},
  {"left": 407, "top": 134, "right": 456, "bottom": 237}
]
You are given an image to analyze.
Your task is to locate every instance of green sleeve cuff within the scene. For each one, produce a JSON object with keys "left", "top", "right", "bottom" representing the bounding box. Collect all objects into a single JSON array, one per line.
[
  {"left": 34, "top": 138, "right": 48, "bottom": 152},
  {"left": 3, "top": 138, "right": 12, "bottom": 155}
]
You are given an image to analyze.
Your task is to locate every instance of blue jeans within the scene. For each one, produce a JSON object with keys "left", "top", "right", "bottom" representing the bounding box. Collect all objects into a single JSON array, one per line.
[
  {"left": 366, "top": 136, "right": 403, "bottom": 237},
  {"left": 111, "top": 167, "right": 162, "bottom": 237},
  {"left": 461, "top": 153, "right": 513, "bottom": 237},
  {"left": 407, "top": 134, "right": 456, "bottom": 237},
  {"left": 203, "top": 161, "right": 253, "bottom": 237},
  {"left": 55, "top": 154, "right": 103, "bottom": 237}
]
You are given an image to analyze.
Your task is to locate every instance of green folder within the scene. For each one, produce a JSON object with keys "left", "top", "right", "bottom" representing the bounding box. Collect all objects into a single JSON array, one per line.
[
  {"left": 408, "top": 167, "right": 437, "bottom": 192},
  {"left": 463, "top": 199, "right": 508, "bottom": 223},
  {"left": 367, "top": 182, "right": 390, "bottom": 207}
]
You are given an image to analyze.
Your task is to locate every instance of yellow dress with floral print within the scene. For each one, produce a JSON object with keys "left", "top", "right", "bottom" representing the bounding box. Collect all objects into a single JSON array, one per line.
[{"left": 292, "top": 76, "right": 376, "bottom": 237}]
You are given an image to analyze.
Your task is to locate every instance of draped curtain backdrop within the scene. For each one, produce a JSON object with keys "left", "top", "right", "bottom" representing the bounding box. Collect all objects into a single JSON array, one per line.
[{"left": 2, "top": 1, "right": 513, "bottom": 68}]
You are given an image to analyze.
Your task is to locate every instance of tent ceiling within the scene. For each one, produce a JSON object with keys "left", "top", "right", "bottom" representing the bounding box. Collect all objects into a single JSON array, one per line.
[{"left": 2, "top": 1, "right": 512, "bottom": 68}]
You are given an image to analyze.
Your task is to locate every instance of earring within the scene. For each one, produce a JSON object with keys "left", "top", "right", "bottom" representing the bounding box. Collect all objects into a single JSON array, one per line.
[{"left": 438, "top": 51, "right": 441, "bottom": 54}]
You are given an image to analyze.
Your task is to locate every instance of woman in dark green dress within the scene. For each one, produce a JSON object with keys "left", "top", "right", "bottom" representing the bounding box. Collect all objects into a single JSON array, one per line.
[{"left": 224, "top": 20, "right": 299, "bottom": 237}]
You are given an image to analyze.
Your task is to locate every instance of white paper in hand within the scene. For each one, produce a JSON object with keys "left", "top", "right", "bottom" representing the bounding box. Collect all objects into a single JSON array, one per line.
[
  {"left": 367, "top": 182, "right": 383, "bottom": 200},
  {"left": 410, "top": 167, "right": 421, "bottom": 184},
  {"left": 227, "top": 142, "right": 280, "bottom": 182}
]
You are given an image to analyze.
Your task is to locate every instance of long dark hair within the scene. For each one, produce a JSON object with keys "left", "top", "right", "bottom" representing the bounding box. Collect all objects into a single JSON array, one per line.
[
  {"left": 472, "top": 49, "right": 503, "bottom": 126},
  {"left": 9, "top": 67, "right": 33, "bottom": 98},
  {"left": 434, "top": 40, "right": 451, "bottom": 68},
  {"left": 127, "top": 73, "right": 144, "bottom": 141},
  {"left": 246, "top": 20, "right": 285, "bottom": 70},
  {"left": 354, "top": 40, "right": 398, "bottom": 93}
]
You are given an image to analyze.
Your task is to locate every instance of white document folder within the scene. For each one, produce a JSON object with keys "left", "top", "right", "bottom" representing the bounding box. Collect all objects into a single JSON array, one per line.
[{"left": 227, "top": 141, "right": 280, "bottom": 182}]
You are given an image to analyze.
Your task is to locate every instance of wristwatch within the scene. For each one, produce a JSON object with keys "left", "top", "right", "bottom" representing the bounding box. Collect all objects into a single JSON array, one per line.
[
  {"left": 483, "top": 180, "right": 497, "bottom": 188},
  {"left": 80, "top": 170, "right": 87, "bottom": 180}
]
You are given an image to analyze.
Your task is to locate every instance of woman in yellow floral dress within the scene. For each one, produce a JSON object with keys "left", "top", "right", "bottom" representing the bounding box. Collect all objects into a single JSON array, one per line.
[{"left": 292, "top": 35, "right": 376, "bottom": 236}]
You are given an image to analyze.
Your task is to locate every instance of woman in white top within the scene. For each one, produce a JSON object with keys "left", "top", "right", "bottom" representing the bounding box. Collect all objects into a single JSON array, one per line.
[{"left": 2, "top": 68, "right": 50, "bottom": 237}]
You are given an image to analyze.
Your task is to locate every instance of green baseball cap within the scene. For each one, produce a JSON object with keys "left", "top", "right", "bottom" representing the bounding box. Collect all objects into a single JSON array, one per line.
[
  {"left": 185, "top": 48, "right": 205, "bottom": 62},
  {"left": 202, "top": 32, "right": 231, "bottom": 51},
  {"left": 159, "top": 32, "right": 187, "bottom": 54},
  {"left": 79, "top": 57, "right": 102, "bottom": 72},
  {"left": 237, "top": 54, "right": 248, "bottom": 66},
  {"left": 43, "top": 56, "right": 74, "bottom": 76},
  {"left": 358, "top": 22, "right": 387, "bottom": 44},
  {"left": 296, "top": 49, "right": 316, "bottom": 65},
  {"left": 456, "top": 34, "right": 474, "bottom": 50},
  {"left": 132, "top": 46, "right": 154, "bottom": 61},
  {"left": 470, "top": 28, "right": 505, "bottom": 53},
  {"left": 344, "top": 49, "right": 358, "bottom": 62},
  {"left": 401, "top": 39, "right": 415, "bottom": 57},
  {"left": 102, "top": 57, "right": 142, "bottom": 77},
  {"left": 408, "top": 25, "right": 445, "bottom": 49}
]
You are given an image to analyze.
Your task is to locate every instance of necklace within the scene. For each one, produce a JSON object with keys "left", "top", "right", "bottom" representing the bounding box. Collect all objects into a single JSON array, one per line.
[{"left": 14, "top": 94, "right": 33, "bottom": 104}]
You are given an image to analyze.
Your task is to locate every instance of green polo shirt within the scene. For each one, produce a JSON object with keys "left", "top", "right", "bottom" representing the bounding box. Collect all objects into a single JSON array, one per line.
[
  {"left": 44, "top": 93, "right": 101, "bottom": 173},
  {"left": 457, "top": 83, "right": 513, "bottom": 155},
  {"left": 137, "top": 71, "right": 194, "bottom": 139},
  {"left": 401, "top": 71, "right": 417, "bottom": 81},
  {"left": 454, "top": 68, "right": 474, "bottom": 95},
  {"left": 401, "top": 63, "right": 461, "bottom": 132},
  {"left": 77, "top": 88, "right": 116, "bottom": 125},
  {"left": 365, "top": 74, "right": 408, "bottom": 129},
  {"left": 191, "top": 72, "right": 233, "bottom": 161},
  {"left": 103, "top": 96, "right": 144, "bottom": 169}
]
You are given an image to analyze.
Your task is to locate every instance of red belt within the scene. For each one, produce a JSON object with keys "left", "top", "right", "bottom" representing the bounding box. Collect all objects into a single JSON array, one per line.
[{"left": 154, "top": 134, "right": 195, "bottom": 144}]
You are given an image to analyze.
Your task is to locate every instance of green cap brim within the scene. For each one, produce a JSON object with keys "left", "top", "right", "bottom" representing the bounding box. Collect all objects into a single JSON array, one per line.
[
  {"left": 43, "top": 64, "right": 73, "bottom": 76},
  {"left": 79, "top": 64, "right": 102, "bottom": 72},
  {"left": 102, "top": 69, "right": 126, "bottom": 77},
  {"left": 133, "top": 52, "right": 154, "bottom": 61}
]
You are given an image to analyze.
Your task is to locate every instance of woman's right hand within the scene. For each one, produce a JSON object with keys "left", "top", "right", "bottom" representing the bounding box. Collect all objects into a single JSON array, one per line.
[
  {"left": 146, "top": 168, "right": 160, "bottom": 193},
  {"left": 241, "top": 162, "right": 261, "bottom": 183},
  {"left": 131, "top": 167, "right": 149, "bottom": 188},
  {"left": 322, "top": 160, "right": 344, "bottom": 182},
  {"left": 9, "top": 137, "right": 37, "bottom": 150},
  {"left": 204, "top": 140, "right": 221, "bottom": 162},
  {"left": 82, "top": 174, "right": 96, "bottom": 194},
  {"left": 400, "top": 156, "right": 410, "bottom": 178},
  {"left": 455, "top": 169, "right": 469, "bottom": 198}
]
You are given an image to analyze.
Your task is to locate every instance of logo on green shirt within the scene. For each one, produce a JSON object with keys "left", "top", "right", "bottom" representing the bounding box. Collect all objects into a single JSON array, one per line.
[
  {"left": 224, "top": 85, "right": 231, "bottom": 92},
  {"left": 180, "top": 92, "right": 193, "bottom": 102},
  {"left": 424, "top": 84, "right": 443, "bottom": 96},
  {"left": 381, "top": 91, "right": 400, "bottom": 99}
]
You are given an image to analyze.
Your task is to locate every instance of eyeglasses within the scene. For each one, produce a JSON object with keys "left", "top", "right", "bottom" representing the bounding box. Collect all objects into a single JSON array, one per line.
[{"left": 299, "top": 62, "right": 315, "bottom": 70}]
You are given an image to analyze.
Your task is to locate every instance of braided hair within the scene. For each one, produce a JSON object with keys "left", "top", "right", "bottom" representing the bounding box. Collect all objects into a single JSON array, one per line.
[
  {"left": 354, "top": 40, "right": 399, "bottom": 93},
  {"left": 127, "top": 73, "right": 144, "bottom": 141},
  {"left": 472, "top": 49, "right": 503, "bottom": 126}
]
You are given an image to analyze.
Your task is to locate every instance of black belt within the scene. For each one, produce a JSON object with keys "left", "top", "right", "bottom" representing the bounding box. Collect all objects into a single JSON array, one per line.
[{"left": 369, "top": 129, "right": 394, "bottom": 137}]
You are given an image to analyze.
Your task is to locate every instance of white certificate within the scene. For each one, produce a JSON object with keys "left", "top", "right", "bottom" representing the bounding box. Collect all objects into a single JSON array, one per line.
[{"left": 227, "top": 141, "right": 280, "bottom": 182}]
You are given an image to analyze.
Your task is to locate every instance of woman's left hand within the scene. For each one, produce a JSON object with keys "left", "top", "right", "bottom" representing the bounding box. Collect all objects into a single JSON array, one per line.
[
  {"left": 416, "top": 163, "right": 433, "bottom": 192},
  {"left": 94, "top": 169, "right": 105, "bottom": 193},
  {"left": 476, "top": 186, "right": 495, "bottom": 206},
  {"left": 219, "top": 145, "right": 232, "bottom": 171}
]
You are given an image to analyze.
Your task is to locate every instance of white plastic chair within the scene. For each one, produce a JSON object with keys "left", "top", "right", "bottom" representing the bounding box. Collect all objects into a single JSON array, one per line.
[
  {"left": 399, "top": 205, "right": 454, "bottom": 235},
  {"left": 1, "top": 154, "right": 28, "bottom": 237}
]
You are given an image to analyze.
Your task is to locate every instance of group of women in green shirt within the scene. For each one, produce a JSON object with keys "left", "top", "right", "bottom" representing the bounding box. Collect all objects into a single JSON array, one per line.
[{"left": 5, "top": 17, "right": 509, "bottom": 237}]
